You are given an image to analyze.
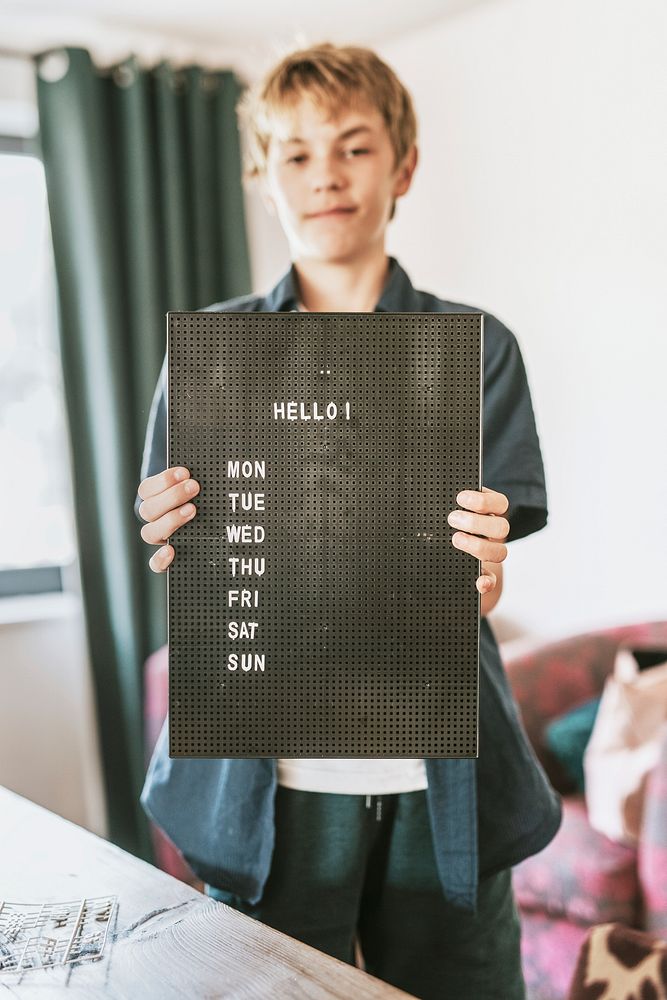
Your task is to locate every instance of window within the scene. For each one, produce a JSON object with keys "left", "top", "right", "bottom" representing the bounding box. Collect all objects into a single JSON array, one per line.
[{"left": 0, "top": 136, "right": 76, "bottom": 597}]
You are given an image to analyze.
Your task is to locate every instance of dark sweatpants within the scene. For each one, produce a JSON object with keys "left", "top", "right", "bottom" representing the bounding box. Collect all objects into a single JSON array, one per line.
[{"left": 205, "top": 785, "right": 526, "bottom": 1000}]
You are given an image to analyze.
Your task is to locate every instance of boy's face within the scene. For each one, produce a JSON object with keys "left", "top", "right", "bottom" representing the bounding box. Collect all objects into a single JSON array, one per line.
[{"left": 260, "top": 96, "right": 417, "bottom": 263}]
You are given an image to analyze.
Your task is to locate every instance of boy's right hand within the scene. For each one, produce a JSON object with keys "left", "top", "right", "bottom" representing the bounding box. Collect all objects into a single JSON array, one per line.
[{"left": 137, "top": 466, "right": 199, "bottom": 573}]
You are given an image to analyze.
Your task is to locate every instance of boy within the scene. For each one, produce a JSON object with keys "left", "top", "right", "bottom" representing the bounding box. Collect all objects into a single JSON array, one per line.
[{"left": 136, "top": 43, "right": 561, "bottom": 1000}]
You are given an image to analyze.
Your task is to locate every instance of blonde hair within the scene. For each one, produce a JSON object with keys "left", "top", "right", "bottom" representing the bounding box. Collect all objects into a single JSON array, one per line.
[{"left": 236, "top": 42, "right": 418, "bottom": 221}]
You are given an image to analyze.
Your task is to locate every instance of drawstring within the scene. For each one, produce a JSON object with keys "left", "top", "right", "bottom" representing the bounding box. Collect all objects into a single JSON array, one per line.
[{"left": 365, "top": 795, "right": 383, "bottom": 822}]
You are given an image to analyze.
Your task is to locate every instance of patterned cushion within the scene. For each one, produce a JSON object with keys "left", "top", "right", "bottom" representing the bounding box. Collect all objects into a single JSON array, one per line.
[
  {"left": 513, "top": 796, "right": 639, "bottom": 926},
  {"left": 567, "top": 923, "right": 667, "bottom": 1000}
]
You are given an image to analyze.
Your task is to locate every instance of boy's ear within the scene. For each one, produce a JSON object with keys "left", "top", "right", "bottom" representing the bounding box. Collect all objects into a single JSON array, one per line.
[{"left": 393, "top": 144, "right": 419, "bottom": 199}]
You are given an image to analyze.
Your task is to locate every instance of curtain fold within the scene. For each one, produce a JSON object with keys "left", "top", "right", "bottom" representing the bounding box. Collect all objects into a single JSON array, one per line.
[{"left": 35, "top": 46, "right": 251, "bottom": 859}]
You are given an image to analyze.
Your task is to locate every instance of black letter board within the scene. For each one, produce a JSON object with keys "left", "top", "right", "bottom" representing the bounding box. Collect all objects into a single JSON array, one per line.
[{"left": 167, "top": 312, "right": 483, "bottom": 758}]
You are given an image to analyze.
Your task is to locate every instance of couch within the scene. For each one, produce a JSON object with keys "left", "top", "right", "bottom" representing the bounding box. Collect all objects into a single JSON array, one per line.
[{"left": 505, "top": 620, "right": 667, "bottom": 1000}]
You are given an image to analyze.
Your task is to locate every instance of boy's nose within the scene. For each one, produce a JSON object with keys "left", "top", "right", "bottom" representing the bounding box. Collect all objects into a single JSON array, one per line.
[
  {"left": 311, "top": 163, "right": 346, "bottom": 191},
  {"left": 312, "top": 177, "right": 344, "bottom": 192}
]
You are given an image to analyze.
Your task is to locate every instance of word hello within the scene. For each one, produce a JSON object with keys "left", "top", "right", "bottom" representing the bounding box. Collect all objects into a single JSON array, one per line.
[{"left": 273, "top": 401, "right": 350, "bottom": 421}]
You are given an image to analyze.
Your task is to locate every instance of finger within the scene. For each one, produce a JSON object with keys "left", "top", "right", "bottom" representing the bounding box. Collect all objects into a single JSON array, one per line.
[
  {"left": 447, "top": 508, "right": 509, "bottom": 541},
  {"left": 148, "top": 544, "right": 174, "bottom": 574},
  {"left": 451, "top": 532, "right": 507, "bottom": 563},
  {"left": 456, "top": 487, "right": 510, "bottom": 516},
  {"left": 476, "top": 571, "right": 496, "bottom": 593},
  {"left": 138, "top": 466, "right": 190, "bottom": 502},
  {"left": 138, "top": 476, "right": 200, "bottom": 523},
  {"left": 141, "top": 503, "right": 197, "bottom": 545}
]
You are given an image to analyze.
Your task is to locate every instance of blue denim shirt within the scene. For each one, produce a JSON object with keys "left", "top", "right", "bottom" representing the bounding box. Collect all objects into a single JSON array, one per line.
[{"left": 138, "top": 256, "right": 562, "bottom": 914}]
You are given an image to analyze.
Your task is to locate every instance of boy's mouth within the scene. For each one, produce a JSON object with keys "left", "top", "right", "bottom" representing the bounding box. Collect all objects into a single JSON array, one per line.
[{"left": 306, "top": 206, "right": 357, "bottom": 218}]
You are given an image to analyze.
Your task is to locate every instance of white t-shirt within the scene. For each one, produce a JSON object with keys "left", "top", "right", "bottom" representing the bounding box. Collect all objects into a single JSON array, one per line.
[
  {"left": 276, "top": 757, "right": 428, "bottom": 794},
  {"left": 276, "top": 300, "right": 428, "bottom": 794}
]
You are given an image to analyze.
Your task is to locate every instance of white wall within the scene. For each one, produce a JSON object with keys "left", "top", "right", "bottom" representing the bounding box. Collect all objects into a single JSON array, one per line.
[{"left": 373, "top": 0, "right": 667, "bottom": 645}]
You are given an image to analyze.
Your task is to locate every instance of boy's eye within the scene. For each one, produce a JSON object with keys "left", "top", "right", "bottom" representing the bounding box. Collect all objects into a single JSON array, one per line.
[{"left": 285, "top": 148, "right": 370, "bottom": 165}]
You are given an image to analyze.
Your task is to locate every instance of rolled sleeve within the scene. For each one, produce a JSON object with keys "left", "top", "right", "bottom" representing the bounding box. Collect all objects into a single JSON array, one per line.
[{"left": 481, "top": 315, "right": 548, "bottom": 542}]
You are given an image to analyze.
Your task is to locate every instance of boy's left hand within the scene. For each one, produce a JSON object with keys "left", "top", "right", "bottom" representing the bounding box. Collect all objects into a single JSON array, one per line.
[{"left": 447, "top": 486, "right": 510, "bottom": 594}]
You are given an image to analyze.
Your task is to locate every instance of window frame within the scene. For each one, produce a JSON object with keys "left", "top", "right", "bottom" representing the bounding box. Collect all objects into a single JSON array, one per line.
[{"left": 0, "top": 131, "right": 68, "bottom": 598}]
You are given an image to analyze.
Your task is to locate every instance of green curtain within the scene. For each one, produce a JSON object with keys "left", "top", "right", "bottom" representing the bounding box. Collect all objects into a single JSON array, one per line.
[{"left": 35, "top": 47, "right": 251, "bottom": 859}]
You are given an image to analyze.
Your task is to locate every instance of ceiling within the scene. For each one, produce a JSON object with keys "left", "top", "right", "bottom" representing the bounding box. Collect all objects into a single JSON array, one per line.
[{"left": 0, "top": 0, "right": 486, "bottom": 78}]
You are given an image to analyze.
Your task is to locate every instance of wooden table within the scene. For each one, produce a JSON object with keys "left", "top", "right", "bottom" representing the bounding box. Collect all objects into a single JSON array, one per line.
[{"left": 0, "top": 786, "right": 414, "bottom": 998}]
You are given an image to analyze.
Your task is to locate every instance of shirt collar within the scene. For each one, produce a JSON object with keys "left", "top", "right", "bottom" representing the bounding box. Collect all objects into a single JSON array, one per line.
[{"left": 263, "top": 255, "right": 420, "bottom": 313}]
